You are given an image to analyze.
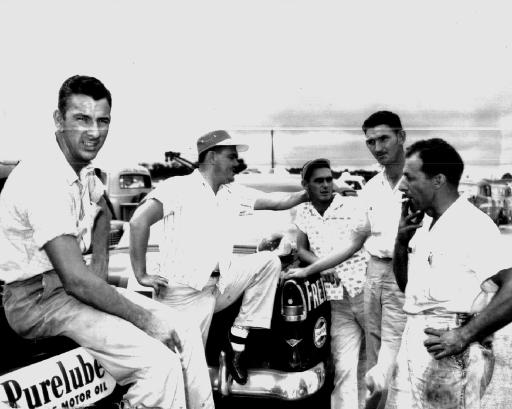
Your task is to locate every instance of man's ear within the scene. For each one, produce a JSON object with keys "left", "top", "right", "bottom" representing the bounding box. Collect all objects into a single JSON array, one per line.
[
  {"left": 301, "top": 179, "right": 308, "bottom": 189},
  {"left": 433, "top": 173, "right": 446, "bottom": 189},
  {"left": 205, "top": 150, "right": 216, "bottom": 165},
  {"left": 53, "top": 109, "right": 64, "bottom": 131},
  {"left": 397, "top": 129, "right": 406, "bottom": 144}
]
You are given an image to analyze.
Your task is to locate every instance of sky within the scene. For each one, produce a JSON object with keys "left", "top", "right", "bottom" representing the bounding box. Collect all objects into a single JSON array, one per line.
[{"left": 2, "top": 0, "right": 512, "bottom": 178}]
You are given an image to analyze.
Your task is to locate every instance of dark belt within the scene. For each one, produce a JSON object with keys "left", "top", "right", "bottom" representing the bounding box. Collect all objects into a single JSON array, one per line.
[
  {"left": 211, "top": 270, "right": 220, "bottom": 278},
  {"left": 370, "top": 255, "right": 392, "bottom": 262}
]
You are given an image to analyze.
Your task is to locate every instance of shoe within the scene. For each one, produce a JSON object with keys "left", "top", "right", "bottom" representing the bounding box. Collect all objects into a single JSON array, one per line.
[{"left": 228, "top": 349, "right": 248, "bottom": 385}]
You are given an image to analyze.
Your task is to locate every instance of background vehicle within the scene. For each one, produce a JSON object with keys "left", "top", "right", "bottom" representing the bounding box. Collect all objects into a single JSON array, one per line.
[
  {"left": 95, "top": 165, "right": 153, "bottom": 222},
  {"left": 460, "top": 178, "right": 512, "bottom": 225}
]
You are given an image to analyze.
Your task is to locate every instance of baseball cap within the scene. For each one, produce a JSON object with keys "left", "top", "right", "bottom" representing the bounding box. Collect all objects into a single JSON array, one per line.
[
  {"left": 197, "top": 130, "right": 249, "bottom": 156},
  {"left": 301, "top": 158, "right": 331, "bottom": 181}
]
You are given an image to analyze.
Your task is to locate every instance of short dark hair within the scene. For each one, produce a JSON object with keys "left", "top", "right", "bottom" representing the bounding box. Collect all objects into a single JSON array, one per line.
[
  {"left": 301, "top": 158, "right": 331, "bottom": 182},
  {"left": 58, "top": 75, "right": 112, "bottom": 115},
  {"left": 405, "top": 138, "right": 464, "bottom": 187},
  {"left": 362, "top": 111, "right": 403, "bottom": 134}
]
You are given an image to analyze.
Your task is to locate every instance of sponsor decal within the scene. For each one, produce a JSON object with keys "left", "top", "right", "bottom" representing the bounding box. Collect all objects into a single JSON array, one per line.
[
  {"left": 0, "top": 347, "right": 115, "bottom": 409},
  {"left": 303, "top": 277, "right": 327, "bottom": 311},
  {"left": 313, "top": 317, "right": 327, "bottom": 348}
]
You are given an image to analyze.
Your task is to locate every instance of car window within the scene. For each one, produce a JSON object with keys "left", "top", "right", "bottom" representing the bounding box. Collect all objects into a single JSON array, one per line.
[{"left": 119, "top": 174, "right": 151, "bottom": 189}]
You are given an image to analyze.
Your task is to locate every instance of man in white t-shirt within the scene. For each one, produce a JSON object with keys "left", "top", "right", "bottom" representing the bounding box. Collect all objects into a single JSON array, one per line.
[
  {"left": 388, "top": 138, "right": 512, "bottom": 408},
  {"left": 293, "top": 158, "right": 368, "bottom": 409},
  {"left": 129, "top": 130, "right": 308, "bottom": 386},
  {"left": 285, "top": 111, "right": 408, "bottom": 408},
  {"left": 0, "top": 75, "right": 211, "bottom": 409}
]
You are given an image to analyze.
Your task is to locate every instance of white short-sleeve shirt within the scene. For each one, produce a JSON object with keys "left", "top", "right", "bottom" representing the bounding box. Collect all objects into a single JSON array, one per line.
[
  {"left": 147, "top": 170, "right": 260, "bottom": 291},
  {"left": 357, "top": 170, "right": 404, "bottom": 258},
  {"left": 295, "top": 193, "right": 368, "bottom": 298},
  {"left": 0, "top": 142, "right": 104, "bottom": 284},
  {"left": 404, "top": 196, "right": 511, "bottom": 314}
]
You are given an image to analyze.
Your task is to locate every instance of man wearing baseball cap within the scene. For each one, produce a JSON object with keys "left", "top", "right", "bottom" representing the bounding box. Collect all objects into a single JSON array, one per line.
[{"left": 129, "top": 130, "right": 308, "bottom": 386}]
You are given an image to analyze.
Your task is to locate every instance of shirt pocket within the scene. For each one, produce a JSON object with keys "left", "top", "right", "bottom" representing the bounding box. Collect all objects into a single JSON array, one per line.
[{"left": 427, "top": 250, "right": 463, "bottom": 302}]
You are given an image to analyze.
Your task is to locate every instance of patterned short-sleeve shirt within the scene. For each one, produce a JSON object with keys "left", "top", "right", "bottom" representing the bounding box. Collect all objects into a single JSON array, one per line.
[{"left": 295, "top": 193, "right": 368, "bottom": 298}]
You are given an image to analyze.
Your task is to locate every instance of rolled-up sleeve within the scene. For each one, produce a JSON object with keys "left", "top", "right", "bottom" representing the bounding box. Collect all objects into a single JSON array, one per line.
[{"left": 145, "top": 179, "right": 177, "bottom": 217}]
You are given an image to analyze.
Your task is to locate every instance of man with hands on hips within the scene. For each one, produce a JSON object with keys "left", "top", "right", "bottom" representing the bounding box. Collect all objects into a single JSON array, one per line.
[
  {"left": 129, "top": 130, "right": 308, "bottom": 386},
  {"left": 386, "top": 138, "right": 512, "bottom": 409}
]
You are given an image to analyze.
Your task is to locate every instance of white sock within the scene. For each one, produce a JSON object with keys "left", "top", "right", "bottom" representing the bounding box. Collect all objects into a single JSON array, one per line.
[{"left": 230, "top": 325, "right": 249, "bottom": 352}]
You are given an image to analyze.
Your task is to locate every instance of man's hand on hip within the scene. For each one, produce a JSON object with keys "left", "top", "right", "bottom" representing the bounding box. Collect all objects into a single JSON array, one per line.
[
  {"left": 423, "top": 327, "right": 469, "bottom": 360},
  {"left": 136, "top": 273, "right": 168, "bottom": 296}
]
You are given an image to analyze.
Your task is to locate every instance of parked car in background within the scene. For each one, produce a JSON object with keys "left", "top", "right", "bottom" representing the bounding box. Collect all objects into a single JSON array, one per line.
[
  {"left": 460, "top": 178, "right": 512, "bottom": 225},
  {"left": 95, "top": 165, "right": 153, "bottom": 222}
]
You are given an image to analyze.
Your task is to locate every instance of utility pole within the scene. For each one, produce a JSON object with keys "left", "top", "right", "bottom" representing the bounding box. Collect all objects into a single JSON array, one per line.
[{"left": 270, "top": 129, "right": 275, "bottom": 173}]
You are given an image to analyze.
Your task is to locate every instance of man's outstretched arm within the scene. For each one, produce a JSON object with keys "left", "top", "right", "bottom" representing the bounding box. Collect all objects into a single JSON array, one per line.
[
  {"left": 283, "top": 230, "right": 367, "bottom": 279},
  {"left": 254, "top": 190, "right": 308, "bottom": 211}
]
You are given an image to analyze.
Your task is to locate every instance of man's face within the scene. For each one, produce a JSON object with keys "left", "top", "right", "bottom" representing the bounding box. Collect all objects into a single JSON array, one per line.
[
  {"left": 54, "top": 94, "right": 111, "bottom": 169},
  {"left": 400, "top": 153, "right": 436, "bottom": 212},
  {"left": 364, "top": 125, "right": 405, "bottom": 166},
  {"left": 303, "top": 167, "right": 334, "bottom": 203},
  {"left": 212, "top": 146, "right": 239, "bottom": 184}
]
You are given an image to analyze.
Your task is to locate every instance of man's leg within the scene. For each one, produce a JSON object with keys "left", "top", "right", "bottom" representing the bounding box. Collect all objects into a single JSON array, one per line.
[
  {"left": 364, "top": 257, "right": 385, "bottom": 372},
  {"left": 4, "top": 272, "right": 213, "bottom": 409},
  {"left": 214, "top": 251, "right": 281, "bottom": 383},
  {"left": 330, "top": 290, "right": 365, "bottom": 409},
  {"left": 378, "top": 262, "right": 406, "bottom": 381},
  {"left": 121, "top": 287, "right": 214, "bottom": 409},
  {"left": 156, "top": 280, "right": 218, "bottom": 345},
  {"left": 215, "top": 251, "right": 281, "bottom": 328}
]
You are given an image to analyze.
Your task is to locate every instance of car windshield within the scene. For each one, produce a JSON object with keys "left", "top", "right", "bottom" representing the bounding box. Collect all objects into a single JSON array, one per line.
[{"left": 119, "top": 174, "right": 151, "bottom": 189}]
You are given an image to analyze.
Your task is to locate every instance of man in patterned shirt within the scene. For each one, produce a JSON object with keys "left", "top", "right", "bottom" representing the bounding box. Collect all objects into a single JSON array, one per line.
[
  {"left": 286, "top": 111, "right": 408, "bottom": 409},
  {"left": 292, "top": 158, "right": 368, "bottom": 409}
]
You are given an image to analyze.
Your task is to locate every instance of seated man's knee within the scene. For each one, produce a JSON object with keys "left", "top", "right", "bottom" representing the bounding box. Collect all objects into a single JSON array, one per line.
[
  {"left": 259, "top": 251, "right": 281, "bottom": 273},
  {"left": 142, "top": 345, "right": 182, "bottom": 382}
]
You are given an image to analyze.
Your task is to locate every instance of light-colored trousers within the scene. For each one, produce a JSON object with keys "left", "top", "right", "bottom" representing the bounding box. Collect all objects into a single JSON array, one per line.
[
  {"left": 330, "top": 288, "right": 366, "bottom": 409},
  {"left": 386, "top": 313, "right": 495, "bottom": 409},
  {"left": 3, "top": 271, "right": 213, "bottom": 409},
  {"left": 364, "top": 256, "right": 407, "bottom": 377},
  {"left": 156, "top": 251, "right": 281, "bottom": 345}
]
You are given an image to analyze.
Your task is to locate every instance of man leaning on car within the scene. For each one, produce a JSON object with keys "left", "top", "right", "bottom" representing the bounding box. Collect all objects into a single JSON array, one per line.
[
  {"left": 129, "top": 130, "right": 309, "bottom": 385},
  {"left": 0, "top": 75, "right": 212, "bottom": 409}
]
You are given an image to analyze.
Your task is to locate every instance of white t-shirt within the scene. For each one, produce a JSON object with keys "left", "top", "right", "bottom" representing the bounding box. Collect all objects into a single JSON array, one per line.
[
  {"left": 147, "top": 170, "right": 260, "bottom": 291},
  {"left": 404, "top": 196, "right": 510, "bottom": 314},
  {"left": 357, "top": 170, "right": 404, "bottom": 258}
]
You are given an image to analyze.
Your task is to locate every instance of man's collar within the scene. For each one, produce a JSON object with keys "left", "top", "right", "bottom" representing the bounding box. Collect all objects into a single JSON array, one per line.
[
  {"left": 309, "top": 193, "right": 343, "bottom": 214},
  {"left": 53, "top": 138, "right": 94, "bottom": 186}
]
